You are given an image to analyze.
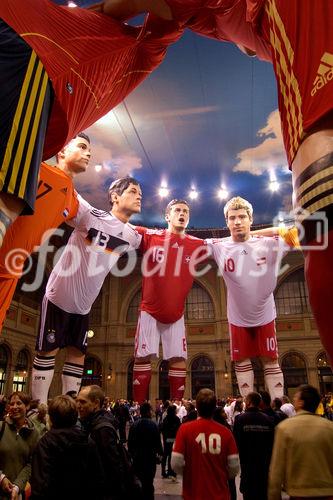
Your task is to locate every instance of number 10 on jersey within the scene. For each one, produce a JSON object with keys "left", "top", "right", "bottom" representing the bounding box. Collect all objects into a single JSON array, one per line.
[{"left": 195, "top": 433, "right": 221, "bottom": 454}]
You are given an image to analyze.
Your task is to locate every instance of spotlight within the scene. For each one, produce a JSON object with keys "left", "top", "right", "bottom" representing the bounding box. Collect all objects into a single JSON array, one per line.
[
  {"left": 189, "top": 188, "right": 198, "bottom": 200},
  {"left": 218, "top": 186, "right": 229, "bottom": 200},
  {"left": 158, "top": 186, "right": 169, "bottom": 198},
  {"left": 269, "top": 180, "right": 280, "bottom": 192},
  {"left": 67, "top": 1, "right": 77, "bottom": 7},
  {"left": 95, "top": 164, "right": 102, "bottom": 172}
]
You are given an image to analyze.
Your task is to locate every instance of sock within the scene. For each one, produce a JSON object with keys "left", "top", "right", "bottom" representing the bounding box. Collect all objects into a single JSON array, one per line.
[
  {"left": 263, "top": 360, "right": 284, "bottom": 399},
  {"left": 32, "top": 354, "right": 55, "bottom": 404},
  {"left": 234, "top": 359, "right": 254, "bottom": 397},
  {"left": 305, "top": 230, "right": 333, "bottom": 365},
  {"left": 133, "top": 363, "right": 151, "bottom": 403},
  {"left": 62, "top": 362, "right": 84, "bottom": 395},
  {"left": 168, "top": 367, "right": 186, "bottom": 400}
]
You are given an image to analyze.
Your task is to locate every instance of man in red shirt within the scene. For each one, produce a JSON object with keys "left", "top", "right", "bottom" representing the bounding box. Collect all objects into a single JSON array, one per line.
[
  {"left": 134, "top": 199, "right": 207, "bottom": 402},
  {"left": 172, "top": 388, "right": 239, "bottom": 500}
]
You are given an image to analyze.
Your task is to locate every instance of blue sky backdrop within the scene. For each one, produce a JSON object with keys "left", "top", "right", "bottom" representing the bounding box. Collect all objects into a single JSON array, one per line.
[{"left": 53, "top": 0, "right": 293, "bottom": 229}]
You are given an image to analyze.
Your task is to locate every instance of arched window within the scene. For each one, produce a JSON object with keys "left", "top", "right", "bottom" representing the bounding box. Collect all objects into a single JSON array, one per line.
[
  {"left": 81, "top": 356, "right": 102, "bottom": 387},
  {"left": 127, "top": 360, "right": 134, "bottom": 401},
  {"left": 275, "top": 268, "right": 311, "bottom": 315},
  {"left": 159, "top": 360, "right": 169, "bottom": 401},
  {"left": 231, "top": 359, "right": 264, "bottom": 395},
  {"left": 282, "top": 352, "right": 308, "bottom": 394},
  {"left": 13, "top": 349, "right": 29, "bottom": 392},
  {"left": 191, "top": 356, "right": 215, "bottom": 398},
  {"left": 317, "top": 352, "right": 333, "bottom": 394},
  {"left": 0, "top": 345, "right": 9, "bottom": 395},
  {"left": 185, "top": 283, "right": 215, "bottom": 320},
  {"left": 126, "top": 289, "right": 141, "bottom": 323}
]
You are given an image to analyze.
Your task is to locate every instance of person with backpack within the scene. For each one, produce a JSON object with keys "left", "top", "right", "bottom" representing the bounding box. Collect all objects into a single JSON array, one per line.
[
  {"left": 77, "top": 385, "right": 139, "bottom": 500},
  {"left": 30, "top": 395, "right": 104, "bottom": 500}
]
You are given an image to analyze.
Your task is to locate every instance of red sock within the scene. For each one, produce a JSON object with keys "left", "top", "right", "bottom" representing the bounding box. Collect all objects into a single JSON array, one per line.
[
  {"left": 305, "top": 230, "right": 333, "bottom": 364},
  {"left": 133, "top": 363, "right": 151, "bottom": 403},
  {"left": 168, "top": 367, "right": 186, "bottom": 400}
]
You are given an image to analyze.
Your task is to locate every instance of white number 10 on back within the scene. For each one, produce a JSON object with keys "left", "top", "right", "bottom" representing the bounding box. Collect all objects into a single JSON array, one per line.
[{"left": 195, "top": 433, "right": 221, "bottom": 454}]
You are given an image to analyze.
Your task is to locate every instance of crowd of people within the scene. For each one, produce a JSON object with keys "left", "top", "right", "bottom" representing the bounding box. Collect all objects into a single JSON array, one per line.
[{"left": 0, "top": 385, "right": 332, "bottom": 500}]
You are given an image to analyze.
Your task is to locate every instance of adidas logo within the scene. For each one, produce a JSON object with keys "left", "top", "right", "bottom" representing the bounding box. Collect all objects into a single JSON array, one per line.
[
  {"left": 241, "top": 249, "right": 248, "bottom": 255},
  {"left": 311, "top": 52, "right": 333, "bottom": 96},
  {"left": 172, "top": 242, "right": 179, "bottom": 248},
  {"left": 177, "top": 385, "right": 185, "bottom": 391},
  {"left": 133, "top": 379, "right": 140, "bottom": 386},
  {"left": 116, "top": 232, "right": 123, "bottom": 238}
]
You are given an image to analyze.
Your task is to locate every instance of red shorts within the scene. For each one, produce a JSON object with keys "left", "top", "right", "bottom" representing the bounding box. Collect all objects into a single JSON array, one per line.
[
  {"left": 230, "top": 320, "right": 278, "bottom": 361},
  {"left": 260, "top": 0, "right": 333, "bottom": 165}
]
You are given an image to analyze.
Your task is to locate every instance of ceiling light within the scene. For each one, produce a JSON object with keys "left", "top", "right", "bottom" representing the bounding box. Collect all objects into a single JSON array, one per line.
[
  {"left": 269, "top": 180, "right": 280, "bottom": 192},
  {"left": 95, "top": 164, "right": 102, "bottom": 173},
  {"left": 218, "top": 186, "right": 229, "bottom": 200},
  {"left": 158, "top": 183, "right": 169, "bottom": 197},
  {"left": 189, "top": 188, "right": 198, "bottom": 200}
]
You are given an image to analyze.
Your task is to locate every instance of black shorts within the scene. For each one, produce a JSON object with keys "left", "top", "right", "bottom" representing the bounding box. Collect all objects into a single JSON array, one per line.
[
  {"left": 0, "top": 19, "right": 52, "bottom": 214},
  {"left": 36, "top": 297, "right": 89, "bottom": 354}
]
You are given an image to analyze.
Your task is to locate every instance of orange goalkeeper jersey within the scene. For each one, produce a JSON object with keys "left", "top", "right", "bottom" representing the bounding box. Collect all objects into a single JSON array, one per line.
[{"left": 0, "top": 162, "right": 78, "bottom": 278}]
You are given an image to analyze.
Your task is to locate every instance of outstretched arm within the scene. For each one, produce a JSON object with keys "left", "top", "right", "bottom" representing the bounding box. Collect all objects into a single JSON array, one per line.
[
  {"left": 251, "top": 227, "right": 281, "bottom": 237},
  {"left": 252, "top": 226, "right": 300, "bottom": 248}
]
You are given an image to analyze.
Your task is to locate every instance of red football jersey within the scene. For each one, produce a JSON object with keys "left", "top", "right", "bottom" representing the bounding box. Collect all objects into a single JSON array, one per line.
[
  {"left": 173, "top": 418, "right": 238, "bottom": 500},
  {"left": 136, "top": 228, "right": 206, "bottom": 324},
  {"left": 0, "top": 0, "right": 181, "bottom": 160},
  {"left": 159, "top": 0, "right": 271, "bottom": 61}
]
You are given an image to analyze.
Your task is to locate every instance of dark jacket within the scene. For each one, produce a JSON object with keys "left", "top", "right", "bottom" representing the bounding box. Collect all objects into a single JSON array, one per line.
[
  {"left": 233, "top": 407, "right": 274, "bottom": 499},
  {"left": 0, "top": 418, "right": 39, "bottom": 498},
  {"left": 82, "top": 410, "right": 125, "bottom": 500},
  {"left": 261, "top": 407, "right": 287, "bottom": 426},
  {"left": 128, "top": 417, "right": 163, "bottom": 474},
  {"left": 160, "top": 414, "right": 181, "bottom": 442},
  {"left": 30, "top": 426, "right": 104, "bottom": 500},
  {"left": 112, "top": 403, "right": 130, "bottom": 425}
]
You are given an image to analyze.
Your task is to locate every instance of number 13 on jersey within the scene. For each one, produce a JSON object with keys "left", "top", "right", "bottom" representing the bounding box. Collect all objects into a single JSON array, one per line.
[{"left": 195, "top": 433, "right": 221, "bottom": 454}]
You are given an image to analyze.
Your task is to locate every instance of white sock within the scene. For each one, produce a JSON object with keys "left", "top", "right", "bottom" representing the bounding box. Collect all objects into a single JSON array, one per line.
[
  {"left": 234, "top": 359, "right": 254, "bottom": 397},
  {"left": 62, "top": 362, "right": 84, "bottom": 394},
  {"left": 32, "top": 354, "right": 55, "bottom": 404},
  {"left": 263, "top": 360, "right": 284, "bottom": 399}
]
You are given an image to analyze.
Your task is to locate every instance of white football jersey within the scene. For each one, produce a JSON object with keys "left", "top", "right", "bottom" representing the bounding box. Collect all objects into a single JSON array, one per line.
[
  {"left": 46, "top": 196, "right": 142, "bottom": 314},
  {"left": 206, "top": 236, "right": 290, "bottom": 327}
]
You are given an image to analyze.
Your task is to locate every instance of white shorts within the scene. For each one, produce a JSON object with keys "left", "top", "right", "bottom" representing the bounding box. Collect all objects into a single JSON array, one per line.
[{"left": 134, "top": 311, "right": 187, "bottom": 360}]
